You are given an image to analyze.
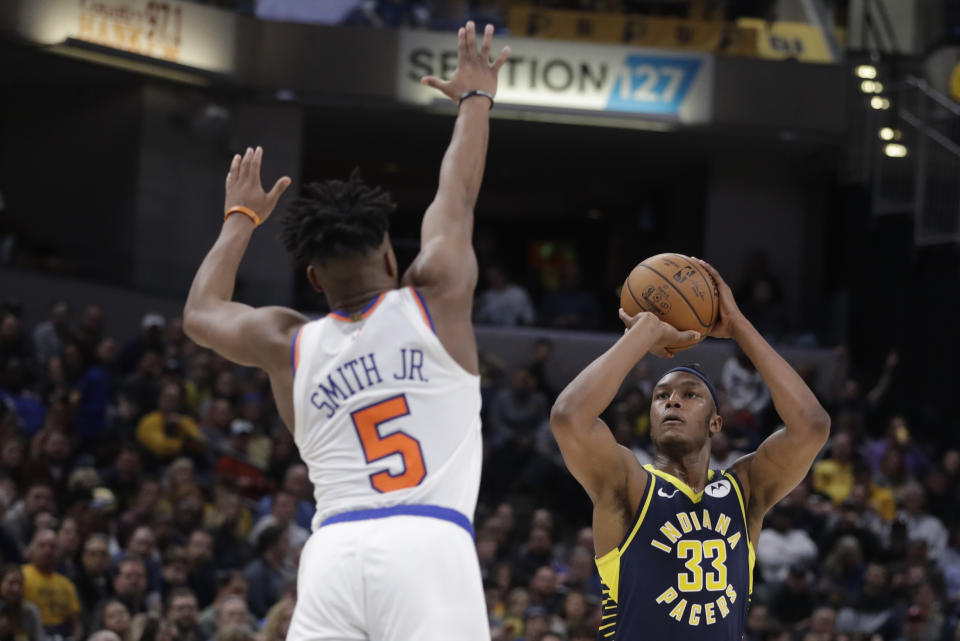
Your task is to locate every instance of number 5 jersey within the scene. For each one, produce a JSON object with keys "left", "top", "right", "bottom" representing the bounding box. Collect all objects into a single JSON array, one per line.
[{"left": 291, "top": 287, "right": 482, "bottom": 532}]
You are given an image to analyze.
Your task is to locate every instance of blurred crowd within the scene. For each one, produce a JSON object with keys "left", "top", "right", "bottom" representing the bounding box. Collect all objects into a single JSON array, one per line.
[{"left": 0, "top": 288, "right": 956, "bottom": 641}]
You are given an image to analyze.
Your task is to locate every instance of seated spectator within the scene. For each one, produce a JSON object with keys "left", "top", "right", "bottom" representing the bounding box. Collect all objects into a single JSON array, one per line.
[
  {"left": 709, "top": 431, "right": 743, "bottom": 471},
  {"left": 255, "top": 465, "right": 314, "bottom": 531},
  {"left": 513, "top": 527, "right": 559, "bottom": 587},
  {"left": 32, "top": 302, "right": 70, "bottom": 368},
  {"left": 196, "top": 574, "right": 256, "bottom": 640},
  {"left": 107, "top": 559, "right": 150, "bottom": 617},
  {"left": 184, "top": 531, "right": 216, "bottom": 610},
  {"left": 720, "top": 348, "right": 771, "bottom": 425},
  {"left": 136, "top": 383, "right": 203, "bottom": 463},
  {"left": 75, "top": 534, "right": 112, "bottom": 615},
  {"left": 20, "top": 430, "right": 74, "bottom": 506},
  {"left": 756, "top": 505, "right": 818, "bottom": 583},
  {"left": 93, "top": 598, "right": 132, "bottom": 641},
  {"left": 0, "top": 564, "right": 43, "bottom": 641},
  {"left": 835, "top": 563, "right": 901, "bottom": 640},
  {"left": 56, "top": 517, "right": 81, "bottom": 581},
  {"left": 115, "top": 527, "right": 163, "bottom": 599},
  {"left": 527, "top": 566, "right": 561, "bottom": 615},
  {"left": 262, "top": 598, "right": 294, "bottom": 641},
  {"left": 769, "top": 565, "right": 815, "bottom": 626},
  {"left": 21, "top": 529, "right": 82, "bottom": 640},
  {"left": 794, "top": 605, "right": 837, "bottom": 641},
  {"left": 242, "top": 526, "right": 292, "bottom": 619},
  {"left": 895, "top": 484, "right": 948, "bottom": 561},
  {"left": 206, "top": 492, "right": 252, "bottom": 571},
  {"left": 247, "top": 492, "right": 308, "bottom": 570},
  {"left": 476, "top": 266, "right": 536, "bottom": 326},
  {"left": 214, "top": 421, "right": 266, "bottom": 500},
  {"left": 165, "top": 588, "right": 203, "bottom": 641},
  {"left": 213, "top": 596, "right": 254, "bottom": 637}
]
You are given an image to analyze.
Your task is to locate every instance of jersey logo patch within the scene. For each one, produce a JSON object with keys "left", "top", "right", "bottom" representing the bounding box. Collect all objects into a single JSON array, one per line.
[
  {"left": 658, "top": 487, "right": 679, "bottom": 499},
  {"left": 704, "top": 479, "right": 731, "bottom": 498}
]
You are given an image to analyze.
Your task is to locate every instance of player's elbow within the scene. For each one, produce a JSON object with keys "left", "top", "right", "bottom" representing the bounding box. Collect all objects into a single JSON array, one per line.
[
  {"left": 182, "top": 308, "right": 209, "bottom": 347},
  {"left": 802, "top": 406, "right": 831, "bottom": 445},
  {"left": 549, "top": 398, "right": 579, "bottom": 436}
]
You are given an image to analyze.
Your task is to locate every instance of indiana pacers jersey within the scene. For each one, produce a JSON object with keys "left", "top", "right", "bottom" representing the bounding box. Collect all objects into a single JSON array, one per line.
[
  {"left": 596, "top": 465, "right": 755, "bottom": 641},
  {"left": 290, "top": 287, "right": 482, "bottom": 531}
]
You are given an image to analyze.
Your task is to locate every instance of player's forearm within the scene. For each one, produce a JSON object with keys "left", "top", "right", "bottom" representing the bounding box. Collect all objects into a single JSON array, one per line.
[
  {"left": 184, "top": 217, "right": 254, "bottom": 325},
  {"left": 427, "top": 100, "right": 490, "bottom": 230},
  {"left": 732, "top": 318, "right": 831, "bottom": 438},
  {"left": 552, "top": 328, "right": 658, "bottom": 431}
]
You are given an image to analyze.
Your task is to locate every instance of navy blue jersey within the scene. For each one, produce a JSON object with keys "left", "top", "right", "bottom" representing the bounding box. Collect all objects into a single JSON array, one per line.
[{"left": 596, "top": 465, "right": 755, "bottom": 640}]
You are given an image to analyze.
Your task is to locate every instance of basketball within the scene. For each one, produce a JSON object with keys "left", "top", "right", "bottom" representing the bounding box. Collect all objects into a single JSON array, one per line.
[{"left": 620, "top": 253, "right": 718, "bottom": 351}]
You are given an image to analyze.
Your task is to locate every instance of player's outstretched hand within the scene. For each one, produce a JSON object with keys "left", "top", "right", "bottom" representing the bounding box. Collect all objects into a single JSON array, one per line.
[
  {"left": 694, "top": 258, "right": 744, "bottom": 339},
  {"left": 224, "top": 146, "right": 291, "bottom": 223},
  {"left": 421, "top": 21, "right": 510, "bottom": 103},
  {"left": 618, "top": 308, "right": 700, "bottom": 359}
]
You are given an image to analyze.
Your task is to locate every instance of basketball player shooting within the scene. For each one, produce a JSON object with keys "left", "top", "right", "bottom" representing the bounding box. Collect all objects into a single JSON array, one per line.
[
  {"left": 183, "top": 21, "right": 509, "bottom": 641},
  {"left": 549, "top": 259, "right": 830, "bottom": 640}
]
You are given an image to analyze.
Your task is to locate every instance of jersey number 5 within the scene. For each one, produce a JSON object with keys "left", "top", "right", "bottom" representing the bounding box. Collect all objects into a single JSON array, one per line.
[{"left": 351, "top": 394, "right": 426, "bottom": 493}]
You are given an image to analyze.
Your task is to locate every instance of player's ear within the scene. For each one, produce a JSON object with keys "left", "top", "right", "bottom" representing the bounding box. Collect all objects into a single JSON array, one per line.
[
  {"left": 306, "top": 264, "right": 324, "bottom": 294},
  {"left": 709, "top": 413, "right": 723, "bottom": 436},
  {"left": 383, "top": 244, "right": 398, "bottom": 279}
]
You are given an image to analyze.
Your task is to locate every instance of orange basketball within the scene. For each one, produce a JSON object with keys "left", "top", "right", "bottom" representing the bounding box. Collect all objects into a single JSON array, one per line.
[{"left": 620, "top": 253, "right": 718, "bottom": 351}]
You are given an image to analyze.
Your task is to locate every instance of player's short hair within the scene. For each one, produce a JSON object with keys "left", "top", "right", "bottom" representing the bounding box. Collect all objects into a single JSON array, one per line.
[{"left": 280, "top": 169, "right": 395, "bottom": 267}]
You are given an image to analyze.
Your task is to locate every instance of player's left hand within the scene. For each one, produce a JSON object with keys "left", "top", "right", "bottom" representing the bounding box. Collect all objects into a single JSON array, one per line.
[
  {"left": 694, "top": 258, "right": 744, "bottom": 339},
  {"left": 421, "top": 21, "right": 510, "bottom": 103},
  {"left": 224, "top": 146, "right": 291, "bottom": 223}
]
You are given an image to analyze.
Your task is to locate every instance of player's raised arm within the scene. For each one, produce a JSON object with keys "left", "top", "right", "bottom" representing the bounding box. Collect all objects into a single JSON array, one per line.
[
  {"left": 183, "top": 147, "right": 306, "bottom": 373},
  {"left": 551, "top": 311, "right": 700, "bottom": 503},
  {"left": 698, "top": 259, "right": 831, "bottom": 515},
  {"left": 402, "top": 21, "right": 509, "bottom": 298}
]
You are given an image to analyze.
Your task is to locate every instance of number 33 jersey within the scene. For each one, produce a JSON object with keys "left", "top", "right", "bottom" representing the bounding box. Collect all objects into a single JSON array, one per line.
[
  {"left": 291, "top": 287, "right": 482, "bottom": 531},
  {"left": 596, "top": 465, "right": 755, "bottom": 641}
]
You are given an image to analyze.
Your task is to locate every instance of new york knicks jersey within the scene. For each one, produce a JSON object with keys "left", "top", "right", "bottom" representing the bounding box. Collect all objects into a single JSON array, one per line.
[
  {"left": 596, "top": 465, "right": 755, "bottom": 641},
  {"left": 291, "top": 287, "right": 482, "bottom": 531}
]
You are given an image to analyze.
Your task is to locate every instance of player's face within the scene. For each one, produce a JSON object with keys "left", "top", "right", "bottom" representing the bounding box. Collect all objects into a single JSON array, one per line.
[{"left": 649, "top": 372, "right": 718, "bottom": 456}]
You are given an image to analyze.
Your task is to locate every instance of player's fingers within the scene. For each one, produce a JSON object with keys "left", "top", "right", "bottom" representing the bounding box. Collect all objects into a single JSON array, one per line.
[
  {"left": 252, "top": 146, "right": 264, "bottom": 184},
  {"left": 229, "top": 153, "right": 241, "bottom": 176},
  {"left": 681, "top": 330, "right": 701, "bottom": 343},
  {"left": 491, "top": 46, "right": 511, "bottom": 72},
  {"left": 481, "top": 24, "right": 493, "bottom": 62},
  {"left": 267, "top": 176, "right": 292, "bottom": 204},
  {"left": 421, "top": 76, "right": 448, "bottom": 92},
  {"left": 457, "top": 27, "right": 468, "bottom": 60},
  {"left": 618, "top": 308, "right": 633, "bottom": 327},
  {"left": 465, "top": 21, "right": 477, "bottom": 57},
  {"left": 239, "top": 147, "right": 254, "bottom": 181},
  {"left": 225, "top": 171, "right": 231, "bottom": 189}
]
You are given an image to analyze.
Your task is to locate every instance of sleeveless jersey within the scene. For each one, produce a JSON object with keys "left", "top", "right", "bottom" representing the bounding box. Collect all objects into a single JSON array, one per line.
[
  {"left": 596, "top": 465, "right": 755, "bottom": 641},
  {"left": 291, "top": 287, "right": 483, "bottom": 531}
]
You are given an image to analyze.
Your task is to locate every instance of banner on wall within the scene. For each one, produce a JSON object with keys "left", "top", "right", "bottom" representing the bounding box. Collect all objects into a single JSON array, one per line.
[
  {"left": 396, "top": 30, "right": 713, "bottom": 123},
  {"left": 8, "top": 0, "right": 237, "bottom": 73}
]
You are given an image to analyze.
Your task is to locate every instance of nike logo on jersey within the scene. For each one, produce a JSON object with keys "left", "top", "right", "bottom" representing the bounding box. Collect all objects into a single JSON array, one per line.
[{"left": 658, "top": 488, "right": 679, "bottom": 499}]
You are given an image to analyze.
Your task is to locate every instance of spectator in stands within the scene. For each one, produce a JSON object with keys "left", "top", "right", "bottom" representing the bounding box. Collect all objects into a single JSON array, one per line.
[
  {"left": 0, "top": 564, "right": 43, "bottom": 641},
  {"left": 3, "top": 482, "right": 55, "bottom": 551},
  {"left": 248, "top": 491, "right": 307, "bottom": 569},
  {"left": 119, "top": 314, "right": 166, "bottom": 375},
  {"left": 262, "top": 598, "right": 294, "bottom": 641},
  {"left": 212, "top": 596, "right": 253, "bottom": 637},
  {"left": 109, "top": 558, "right": 150, "bottom": 617},
  {"left": 215, "top": 420, "right": 266, "bottom": 500},
  {"left": 32, "top": 301, "right": 70, "bottom": 368},
  {"left": 166, "top": 588, "right": 203, "bottom": 641},
  {"left": 756, "top": 505, "right": 818, "bottom": 583},
  {"left": 136, "top": 383, "right": 203, "bottom": 463},
  {"left": 207, "top": 492, "right": 252, "bottom": 571},
  {"left": 769, "top": 565, "right": 816, "bottom": 627},
  {"left": 94, "top": 598, "right": 132, "bottom": 641},
  {"left": 198, "top": 399, "right": 232, "bottom": 458},
  {"left": 121, "top": 352, "right": 163, "bottom": 419},
  {"left": 476, "top": 266, "right": 536, "bottom": 326},
  {"left": 21, "top": 430, "right": 73, "bottom": 505},
  {"left": 835, "top": 562, "right": 901, "bottom": 639},
  {"left": 76, "top": 534, "right": 113, "bottom": 615},
  {"left": 539, "top": 263, "right": 599, "bottom": 330},
  {"left": 255, "top": 464, "right": 314, "bottom": 531},
  {"left": 720, "top": 348, "right": 771, "bottom": 429},
  {"left": 813, "top": 431, "right": 856, "bottom": 504},
  {"left": 242, "top": 525, "right": 291, "bottom": 619},
  {"left": 196, "top": 573, "right": 255, "bottom": 640},
  {"left": 866, "top": 414, "right": 929, "bottom": 482},
  {"left": 344, "top": 0, "right": 431, "bottom": 28},
  {"left": 184, "top": 531, "right": 216, "bottom": 610},
  {"left": 513, "top": 527, "right": 558, "bottom": 586},
  {"left": 22, "top": 529, "right": 82, "bottom": 640},
  {"left": 527, "top": 566, "right": 561, "bottom": 615},
  {"left": 56, "top": 516, "right": 80, "bottom": 580},
  {"left": 709, "top": 431, "right": 743, "bottom": 470},
  {"left": 117, "top": 526, "right": 163, "bottom": 598},
  {"left": 0, "top": 314, "right": 32, "bottom": 373},
  {"left": 896, "top": 484, "right": 948, "bottom": 561},
  {"left": 487, "top": 367, "right": 549, "bottom": 494}
]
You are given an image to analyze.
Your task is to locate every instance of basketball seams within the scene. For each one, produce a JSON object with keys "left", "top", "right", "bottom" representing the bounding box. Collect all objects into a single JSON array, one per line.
[
  {"left": 635, "top": 263, "right": 714, "bottom": 329},
  {"left": 624, "top": 278, "right": 653, "bottom": 315},
  {"left": 684, "top": 257, "right": 718, "bottom": 328}
]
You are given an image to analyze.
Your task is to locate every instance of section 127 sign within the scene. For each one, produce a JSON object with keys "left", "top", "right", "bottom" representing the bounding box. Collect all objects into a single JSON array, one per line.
[{"left": 396, "top": 30, "right": 713, "bottom": 123}]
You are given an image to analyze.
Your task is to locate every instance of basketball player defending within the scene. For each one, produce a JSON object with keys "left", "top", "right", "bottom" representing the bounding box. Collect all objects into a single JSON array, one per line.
[
  {"left": 550, "top": 259, "right": 830, "bottom": 640},
  {"left": 183, "top": 22, "right": 509, "bottom": 641}
]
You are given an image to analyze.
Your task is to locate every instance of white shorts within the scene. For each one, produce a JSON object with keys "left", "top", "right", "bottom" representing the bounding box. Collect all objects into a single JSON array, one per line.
[{"left": 286, "top": 508, "right": 489, "bottom": 641}]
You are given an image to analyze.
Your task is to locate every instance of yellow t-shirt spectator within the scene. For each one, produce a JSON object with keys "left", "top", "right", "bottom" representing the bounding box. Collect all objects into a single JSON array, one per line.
[
  {"left": 869, "top": 484, "right": 897, "bottom": 521},
  {"left": 813, "top": 459, "right": 854, "bottom": 504},
  {"left": 21, "top": 564, "right": 81, "bottom": 628},
  {"left": 136, "top": 411, "right": 203, "bottom": 459}
]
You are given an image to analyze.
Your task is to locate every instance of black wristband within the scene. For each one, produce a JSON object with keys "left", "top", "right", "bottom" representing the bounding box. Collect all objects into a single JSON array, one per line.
[{"left": 458, "top": 90, "right": 494, "bottom": 110}]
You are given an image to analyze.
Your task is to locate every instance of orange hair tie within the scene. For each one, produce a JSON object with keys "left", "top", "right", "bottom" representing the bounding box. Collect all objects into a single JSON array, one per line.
[{"left": 224, "top": 206, "right": 261, "bottom": 226}]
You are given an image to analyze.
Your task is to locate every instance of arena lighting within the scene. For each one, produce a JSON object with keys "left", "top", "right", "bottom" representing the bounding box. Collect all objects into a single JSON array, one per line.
[
  {"left": 884, "top": 143, "right": 908, "bottom": 158},
  {"left": 856, "top": 65, "right": 878, "bottom": 79},
  {"left": 870, "top": 96, "right": 891, "bottom": 110},
  {"left": 860, "top": 80, "right": 876, "bottom": 93},
  {"left": 879, "top": 127, "right": 895, "bottom": 141}
]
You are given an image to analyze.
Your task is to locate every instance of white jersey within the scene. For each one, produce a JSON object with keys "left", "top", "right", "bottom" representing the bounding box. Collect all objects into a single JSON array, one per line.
[{"left": 291, "top": 287, "right": 482, "bottom": 531}]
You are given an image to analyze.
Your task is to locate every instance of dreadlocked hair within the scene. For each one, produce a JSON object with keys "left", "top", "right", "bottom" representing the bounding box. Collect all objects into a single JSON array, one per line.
[{"left": 280, "top": 169, "right": 396, "bottom": 266}]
